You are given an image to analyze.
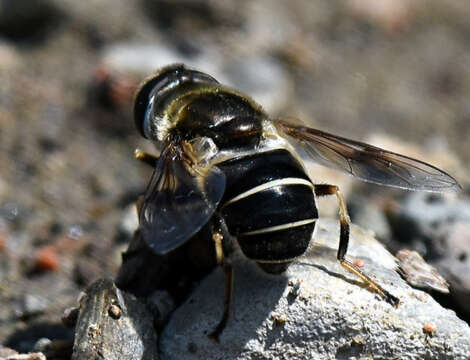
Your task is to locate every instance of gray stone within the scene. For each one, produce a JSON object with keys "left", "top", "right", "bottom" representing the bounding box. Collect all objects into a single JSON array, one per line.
[
  {"left": 390, "top": 192, "right": 470, "bottom": 315},
  {"left": 221, "top": 56, "right": 291, "bottom": 114},
  {"left": 32, "top": 338, "right": 51, "bottom": 353},
  {"left": 5, "top": 352, "right": 46, "bottom": 360},
  {"left": 401, "top": 192, "right": 470, "bottom": 226},
  {"left": 15, "top": 294, "right": 49, "bottom": 318},
  {"left": 160, "top": 219, "right": 470, "bottom": 360},
  {"left": 119, "top": 204, "right": 139, "bottom": 237},
  {"left": 0, "top": 346, "right": 18, "bottom": 358},
  {"left": 396, "top": 249, "right": 449, "bottom": 294},
  {"left": 72, "top": 279, "right": 158, "bottom": 360},
  {"left": 100, "top": 42, "right": 222, "bottom": 79},
  {"left": 433, "top": 221, "right": 470, "bottom": 315}
]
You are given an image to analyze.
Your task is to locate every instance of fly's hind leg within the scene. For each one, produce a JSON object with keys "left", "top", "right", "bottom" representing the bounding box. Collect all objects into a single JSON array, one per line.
[
  {"left": 314, "top": 184, "right": 399, "bottom": 307},
  {"left": 208, "top": 218, "right": 234, "bottom": 343}
]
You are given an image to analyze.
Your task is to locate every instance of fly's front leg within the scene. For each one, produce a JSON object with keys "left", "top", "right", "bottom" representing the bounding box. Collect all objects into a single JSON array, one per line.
[
  {"left": 134, "top": 149, "right": 159, "bottom": 217},
  {"left": 208, "top": 217, "right": 234, "bottom": 343},
  {"left": 314, "top": 184, "right": 399, "bottom": 307},
  {"left": 134, "top": 148, "right": 159, "bottom": 167}
]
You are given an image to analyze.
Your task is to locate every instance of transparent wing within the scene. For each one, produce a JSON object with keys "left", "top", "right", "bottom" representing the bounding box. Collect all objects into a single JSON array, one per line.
[
  {"left": 139, "top": 142, "right": 226, "bottom": 254},
  {"left": 274, "top": 119, "right": 461, "bottom": 192}
]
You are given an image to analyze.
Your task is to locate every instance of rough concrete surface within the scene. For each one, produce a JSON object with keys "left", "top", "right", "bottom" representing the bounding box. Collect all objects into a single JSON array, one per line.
[{"left": 160, "top": 219, "right": 470, "bottom": 360}]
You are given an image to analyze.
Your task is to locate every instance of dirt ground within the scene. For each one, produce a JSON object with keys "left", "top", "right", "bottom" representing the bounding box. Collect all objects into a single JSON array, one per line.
[{"left": 1, "top": 0, "right": 469, "bottom": 356}]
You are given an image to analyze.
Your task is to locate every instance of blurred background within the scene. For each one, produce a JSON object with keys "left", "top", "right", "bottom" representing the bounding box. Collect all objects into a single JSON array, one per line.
[{"left": 1, "top": 0, "right": 470, "bottom": 356}]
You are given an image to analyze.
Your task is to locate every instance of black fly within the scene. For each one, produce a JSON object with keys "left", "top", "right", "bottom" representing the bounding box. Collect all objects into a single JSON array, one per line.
[{"left": 133, "top": 64, "right": 460, "bottom": 341}]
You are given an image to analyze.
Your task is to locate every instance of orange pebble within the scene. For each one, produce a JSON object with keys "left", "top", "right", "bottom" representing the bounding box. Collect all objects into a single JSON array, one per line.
[
  {"left": 35, "top": 245, "right": 59, "bottom": 271},
  {"left": 0, "top": 234, "right": 5, "bottom": 252},
  {"left": 423, "top": 322, "right": 437, "bottom": 336},
  {"left": 353, "top": 258, "right": 365, "bottom": 267}
]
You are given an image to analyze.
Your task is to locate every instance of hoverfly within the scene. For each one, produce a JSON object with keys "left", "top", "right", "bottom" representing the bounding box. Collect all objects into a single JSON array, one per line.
[{"left": 133, "top": 64, "right": 460, "bottom": 341}]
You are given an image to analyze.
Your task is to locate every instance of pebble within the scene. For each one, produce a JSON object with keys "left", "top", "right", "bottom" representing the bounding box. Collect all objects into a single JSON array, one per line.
[
  {"left": 108, "top": 304, "right": 121, "bottom": 319},
  {"left": 396, "top": 249, "right": 449, "bottom": 293},
  {"left": 347, "top": 0, "right": 414, "bottom": 32},
  {"left": 0, "top": 41, "right": 22, "bottom": 69},
  {"left": 221, "top": 56, "right": 291, "bottom": 114},
  {"left": 61, "top": 307, "right": 79, "bottom": 328},
  {"left": 119, "top": 205, "right": 139, "bottom": 237},
  {"left": 0, "top": 346, "right": 17, "bottom": 357},
  {"left": 6, "top": 352, "right": 46, "bottom": 360},
  {"left": 433, "top": 221, "right": 470, "bottom": 316},
  {"left": 34, "top": 246, "right": 59, "bottom": 272},
  {"left": 423, "top": 322, "right": 437, "bottom": 336},
  {"left": 32, "top": 338, "right": 51, "bottom": 352},
  {"left": 101, "top": 42, "right": 194, "bottom": 76},
  {"left": 15, "top": 294, "right": 49, "bottom": 318},
  {"left": 0, "top": 0, "right": 62, "bottom": 42}
]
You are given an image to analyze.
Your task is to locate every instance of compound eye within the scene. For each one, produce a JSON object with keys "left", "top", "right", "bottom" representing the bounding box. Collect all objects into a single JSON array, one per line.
[
  {"left": 133, "top": 64, "right": 219, "bottom": 139},
  {"left": 142, "top": 94, "right": 155, "bottom": 139},
  {"left": 134, "top": 75, "right": 163, "bottom": 138}
]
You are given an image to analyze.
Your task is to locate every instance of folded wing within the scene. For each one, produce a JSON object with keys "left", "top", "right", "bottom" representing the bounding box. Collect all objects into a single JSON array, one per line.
[
  {"left": 274, "top": 119, "right": 461, "bottom": 192},
  {"left": 139, "top": 142, "right": 226, "bottom": 254}
]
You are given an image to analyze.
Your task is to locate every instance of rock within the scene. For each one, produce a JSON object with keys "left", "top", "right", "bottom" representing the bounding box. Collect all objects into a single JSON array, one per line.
[
  {"left": 0, "top": 0, "right": 63, "bottom": 43},
  {"left": 433, "top": 221, "right": 470, "bottom": 316},
  {"left": 347, "top": 0, "right": 414, "bottom": 33},
  {"left": 160, "top": 219, "right": 470, "bottom": 360},
  {"left": 119, "top": 205, "right": 139, "bottom": 237},
  {"left": 396, "top": 249, "right": 449, "bottom": 293},
  {"left": 400, "top": 192, "right": 470, "bottom": 228},
  {"left": 61, "top": 306, "right": 79, "bottom": 328},
  {"left": 386, "top": 191, "right": 470, "bottom": 258},
  {"left": 0, "top": 41, "right": 22, "bottom": 69},
  {"left": 92, "top": 42, "right": 222, "bottom": 112},
  {"left": 72, "top": 278, "right": 158, "bottom": 360},
  {"left": 100, "top": 43, "right": 188, "bottom": 76},
  {"left": 32, "top": 338, "right": 51, "bottom": 352},
  {"left": 14, "top": 294, "right": 49, "bottom": 319},
  {"left": 385, "top": 190, "right": 470, "bottom": 317},
  {"left": 141, "top": 0, "right": 241, "bottom": 33},
  {"left": 97, "top": 43, "right": 291, "bottom": 114},
  {"left": 99, "top": 41, "right": 226, "bottom": 81},
  {"left": 0, "top": 346, "right": 18, "bottom": 357},
  {"left": 4, "top": 352, "right": 46, "bottom": 360},
  {"left": 220, "top": 56, "right": 291, "bottom": 114}
]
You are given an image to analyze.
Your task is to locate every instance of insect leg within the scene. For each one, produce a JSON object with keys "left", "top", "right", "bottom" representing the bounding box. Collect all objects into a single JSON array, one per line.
[
  {"left": 135, "top": 195, "right": 144, "bottom": 218},
  {"left": 314, "top": 184, "right": 399, "bottom": 307},
  {"left": 134, "top": 148, "right": 159, "bottom": 167},
  {"left": 133, "top": 150, "right": 158, "bottom": 217},
  {"left": 208, "top": 220, "right": 234, "bottom": 342},
  {"left": 133, "top": 149, "right": 165, "bottom": 235}
]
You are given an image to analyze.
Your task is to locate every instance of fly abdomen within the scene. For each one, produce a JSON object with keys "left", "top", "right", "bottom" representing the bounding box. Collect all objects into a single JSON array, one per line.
[{"left": 218, "top": 149, "right": 318, "bottom": 269}]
